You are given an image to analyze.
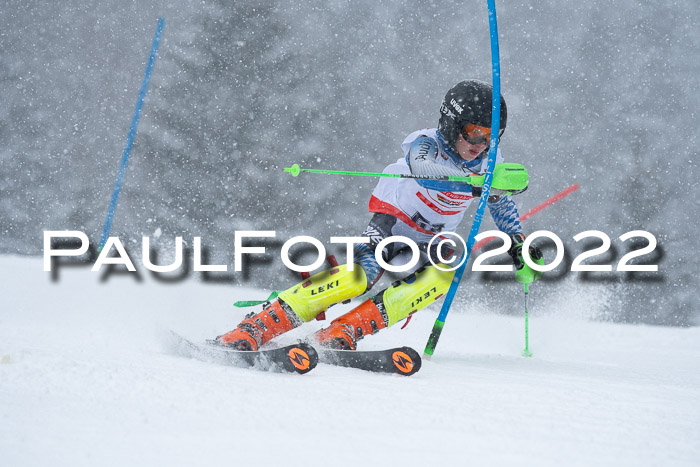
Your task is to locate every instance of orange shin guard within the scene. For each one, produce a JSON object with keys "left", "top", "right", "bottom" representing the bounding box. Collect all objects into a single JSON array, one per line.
[{"left": 216, "top": 300, "right": 302, "bottom": 351}]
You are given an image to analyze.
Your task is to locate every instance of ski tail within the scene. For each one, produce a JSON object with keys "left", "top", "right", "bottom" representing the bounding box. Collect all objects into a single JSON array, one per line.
[{"left": 170, "top": 331, "right": 318, "bottom": 374}]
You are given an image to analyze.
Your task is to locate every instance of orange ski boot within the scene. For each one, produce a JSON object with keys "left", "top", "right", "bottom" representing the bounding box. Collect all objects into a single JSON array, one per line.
[
  {"left": 312, "top": 297, "right": 388, "bottom": 350},
  {"left": 215, "top": 299, "right": 302, "bottom": 351}
]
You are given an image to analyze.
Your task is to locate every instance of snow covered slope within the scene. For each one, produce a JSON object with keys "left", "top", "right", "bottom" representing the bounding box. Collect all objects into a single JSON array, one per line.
[{"left": 1, "top": 255, "right": 698, "bottom": 466}]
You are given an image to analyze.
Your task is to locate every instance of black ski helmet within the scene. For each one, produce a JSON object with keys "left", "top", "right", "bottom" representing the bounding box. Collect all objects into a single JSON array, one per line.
[{"left": 438, "top": 80, "right": 507, "bottom": 155}]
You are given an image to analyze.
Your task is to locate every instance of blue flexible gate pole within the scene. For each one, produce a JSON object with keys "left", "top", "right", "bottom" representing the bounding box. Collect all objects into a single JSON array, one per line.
[
  {"left": 423, "top": 0, "right": 502, "bottom": 358},
  {"left": 99, "top": 17, "right": 165, "bottom": 250}
]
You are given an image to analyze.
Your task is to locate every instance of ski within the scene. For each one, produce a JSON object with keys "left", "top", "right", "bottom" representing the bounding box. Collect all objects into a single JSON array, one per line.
[
  {"left": 170, "top": 331, "right": 318, "bottom": 375},
  {"left": 317, "top": 346, "right": 422, "bottom": 376}
]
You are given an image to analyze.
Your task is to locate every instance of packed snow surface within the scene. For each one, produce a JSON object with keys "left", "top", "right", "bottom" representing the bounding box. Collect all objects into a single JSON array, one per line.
[{"left": 1, "top": 255, "right": 698, "bottom": 466}]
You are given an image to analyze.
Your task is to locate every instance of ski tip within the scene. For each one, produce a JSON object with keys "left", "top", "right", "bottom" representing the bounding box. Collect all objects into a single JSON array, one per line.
[
  {"left": 391, "top": 347, "right": 422, "bottom": 376},
  {"left": 285, "top": 342, "right": 318, "bottom": 374}
]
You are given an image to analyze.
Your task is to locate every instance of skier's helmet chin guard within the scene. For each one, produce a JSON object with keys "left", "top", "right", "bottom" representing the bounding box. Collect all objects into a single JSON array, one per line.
[{"left": 438, "top": 80, "right": 508, "bottom": 156}]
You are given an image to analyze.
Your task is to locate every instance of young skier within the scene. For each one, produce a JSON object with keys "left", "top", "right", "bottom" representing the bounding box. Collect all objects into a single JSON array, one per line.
[{"left": 215, "top": 79, "right": 543, "bottom": 351}]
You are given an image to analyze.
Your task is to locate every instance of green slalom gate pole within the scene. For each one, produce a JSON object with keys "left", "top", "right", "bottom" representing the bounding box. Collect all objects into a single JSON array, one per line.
[{"left": 423, "top": 0, "right": 504, "bottom": 359}]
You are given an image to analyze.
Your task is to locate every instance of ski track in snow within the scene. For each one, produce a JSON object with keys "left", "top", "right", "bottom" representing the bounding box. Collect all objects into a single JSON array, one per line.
[{"left": 1, "top": 256, "right": 699, "bottom": 467}]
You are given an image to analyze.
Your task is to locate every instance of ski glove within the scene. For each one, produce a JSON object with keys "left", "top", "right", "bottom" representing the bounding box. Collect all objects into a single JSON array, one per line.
[
  {"left": 509, "top": 233, "right": 544, "bottom": 284},
  {"left": 471, "top": 185, "right": 527, "bottom": 203},
  {"left": 470, "top": 185, "right": 501, "bottom": 203}
]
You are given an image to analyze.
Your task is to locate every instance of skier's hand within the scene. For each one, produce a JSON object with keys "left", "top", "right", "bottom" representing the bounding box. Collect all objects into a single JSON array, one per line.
[
  {"left": 470, "top": 185, "right": 501, "bottom": 202},
  {"left": 471, "top": 186, "right": 527, "bottom": 203},
  {"left": 509, "top": 233, "right": 544, "bottom": 284}
]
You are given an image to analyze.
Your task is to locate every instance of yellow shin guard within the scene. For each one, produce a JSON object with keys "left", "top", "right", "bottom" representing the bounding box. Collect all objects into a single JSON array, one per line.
[
  {"left": 379, "top": 265, "right": 455, "bottom": 327},
  {"left": 278, "top": 264, "right": 368, "bottom": 322}
]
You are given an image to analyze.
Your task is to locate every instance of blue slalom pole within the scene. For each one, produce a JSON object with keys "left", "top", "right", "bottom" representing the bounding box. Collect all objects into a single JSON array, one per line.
[
  {"left": 99, "top": 17, "right": 165, "bottom": 250},
  {"left": 423, "top": 0, "right": 502, "bottom": 358}
]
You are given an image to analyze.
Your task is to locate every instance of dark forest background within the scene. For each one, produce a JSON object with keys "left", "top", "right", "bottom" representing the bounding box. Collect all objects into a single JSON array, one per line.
[{"left": 2, "top": 0, "right": 698, "bottom": 325}]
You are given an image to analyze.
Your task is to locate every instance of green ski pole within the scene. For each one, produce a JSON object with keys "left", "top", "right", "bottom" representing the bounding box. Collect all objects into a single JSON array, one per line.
[
  {"left": 284, "top": 163, "right": 528, "bottom": 193},
  {"left": 285, "top": 163, "right": 471, "bottom": 182},
  {"left": 522, "top": 283, "right": 533, "bottom": 357}
]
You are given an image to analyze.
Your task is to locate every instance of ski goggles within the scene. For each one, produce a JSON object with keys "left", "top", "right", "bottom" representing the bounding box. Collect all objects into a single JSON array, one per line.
[{"left": 461, "top": 123, "right": 503, "bottom": 146}]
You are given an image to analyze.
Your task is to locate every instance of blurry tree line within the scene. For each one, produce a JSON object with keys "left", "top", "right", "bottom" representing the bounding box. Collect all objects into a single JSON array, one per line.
[{"left": 1, "top": 0, "right": 698, "bottom": 324}]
